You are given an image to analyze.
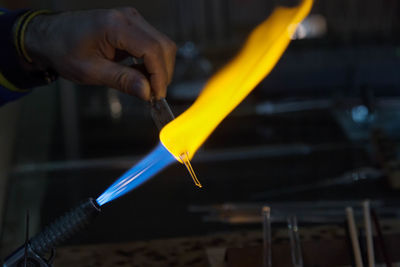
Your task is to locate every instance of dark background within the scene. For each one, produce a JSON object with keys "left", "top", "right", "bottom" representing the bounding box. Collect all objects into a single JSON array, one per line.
[{"left": 0, "top": 0, "right": 400, "bottom": 256}]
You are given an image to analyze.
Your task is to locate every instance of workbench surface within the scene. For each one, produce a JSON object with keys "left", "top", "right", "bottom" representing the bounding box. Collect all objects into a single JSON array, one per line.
[{"left": 55, "top": 221, "right": 400, "bottom": 267}]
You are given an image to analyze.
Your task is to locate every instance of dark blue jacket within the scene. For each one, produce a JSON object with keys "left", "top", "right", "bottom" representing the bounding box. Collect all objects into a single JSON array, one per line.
[{"left": 0, "top": 8, "right": 49, "bottom": 105}]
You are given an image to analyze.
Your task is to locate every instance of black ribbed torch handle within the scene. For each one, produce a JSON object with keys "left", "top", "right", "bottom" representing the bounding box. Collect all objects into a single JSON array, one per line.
[{"left": 30, "top": 198, "right": 101, "bottom": 256}]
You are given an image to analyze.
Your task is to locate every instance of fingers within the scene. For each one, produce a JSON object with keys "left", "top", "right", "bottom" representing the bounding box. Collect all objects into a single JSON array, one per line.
[
  {"left": 106, "top": 8, "right": 177, "bottom": 100},
  {"left": 95, "top": 59, "right": 151, "bottom": 100},
  {"left": 159, "top": 35, "right": 177, "bottom": 85}
]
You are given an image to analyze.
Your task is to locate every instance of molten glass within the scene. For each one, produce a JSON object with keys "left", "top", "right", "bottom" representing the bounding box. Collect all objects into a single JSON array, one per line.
[
  {"left": 180, "top": 151, "right": 202, "bottom": 188},
  {"left": 160, "top": 0, "right": 313, "bottom": 161}
]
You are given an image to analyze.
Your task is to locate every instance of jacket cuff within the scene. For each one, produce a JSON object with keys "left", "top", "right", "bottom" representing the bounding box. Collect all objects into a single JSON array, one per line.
[{"left": 0, "top": 9, "right": 56, "bottom": 91}]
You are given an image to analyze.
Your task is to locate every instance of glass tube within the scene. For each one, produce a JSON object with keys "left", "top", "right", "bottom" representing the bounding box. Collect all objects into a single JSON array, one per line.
[
  {"left": 288, "top": 215, "right": 303, "bottom": 267},
  {"left": 262, "top": 206, "right": 272, "bottom": 267}
]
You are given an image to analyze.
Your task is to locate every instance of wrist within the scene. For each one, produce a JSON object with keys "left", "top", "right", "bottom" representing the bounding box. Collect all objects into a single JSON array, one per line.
[
  {"left": 17, "top": 10, "right": 58, "bottom": 83},
  {"left": 22, "top": 11, "right": 52, "bottom": 68}
]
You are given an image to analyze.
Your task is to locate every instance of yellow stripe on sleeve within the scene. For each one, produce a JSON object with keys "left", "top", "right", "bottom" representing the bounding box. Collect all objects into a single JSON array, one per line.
[
  {"left": 13, "top": 10, "right": 33, "bottom": 60},
  {"left": 19, "top": 10, "right": 52, "bottom": 63},
  {"left": 0, "top": 72, "right": 28, "bottom": 92}
]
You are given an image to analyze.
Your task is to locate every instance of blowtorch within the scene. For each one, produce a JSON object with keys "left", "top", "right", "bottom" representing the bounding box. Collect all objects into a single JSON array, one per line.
[{"left": 3, "top": 198, "right": 100, "bottom": 267}]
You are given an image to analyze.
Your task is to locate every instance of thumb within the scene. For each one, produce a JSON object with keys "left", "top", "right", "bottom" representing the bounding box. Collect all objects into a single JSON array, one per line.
[{"left": 96, "top": 60, "right": 151, "bottom": 100}]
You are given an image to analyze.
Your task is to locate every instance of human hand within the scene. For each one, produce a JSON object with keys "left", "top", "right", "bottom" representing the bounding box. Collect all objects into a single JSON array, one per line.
[{"left": 24, "top": 8, "right": 177, "bottom": 100}]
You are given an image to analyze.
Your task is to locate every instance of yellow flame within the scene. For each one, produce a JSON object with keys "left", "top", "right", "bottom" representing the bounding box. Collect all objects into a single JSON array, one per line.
[{"left": 160, "top": 0, "right": 313, "bottom": 161}]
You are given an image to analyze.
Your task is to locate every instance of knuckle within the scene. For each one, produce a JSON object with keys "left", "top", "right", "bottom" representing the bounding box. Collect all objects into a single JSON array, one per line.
[
  {"left": 114, "top": 71, "right": 130, "bottom": 92},
  {"left": 167, "top": 40, "right": 177, "bottom": 54},
  {"left": 118, "top": 7, "right": 140, "bottom": 17},
  {"left": 128, "top": 7, "right": 140, "bottom": 16},
  {"left": 148, "top": 40, "right": 163, "bottom": 56},
  {"left": 161, "top": 36, "right": 176, "bottom": 51},
  {"left": 104, "top": 9, "right": 125, "bottom": 26}
]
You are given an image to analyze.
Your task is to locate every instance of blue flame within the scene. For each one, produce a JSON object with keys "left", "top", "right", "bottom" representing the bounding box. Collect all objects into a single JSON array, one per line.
[{"left": 96, "top": 142, "right": 176, "bottom": 206}]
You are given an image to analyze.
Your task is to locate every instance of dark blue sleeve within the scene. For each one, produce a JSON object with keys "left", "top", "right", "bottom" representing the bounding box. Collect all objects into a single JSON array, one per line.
[
  {"left": 0, "top": 9, "right": 32, "bottom": 105},
  {"left": 0, "top": 8, "right": 55, "bottom": 106}
]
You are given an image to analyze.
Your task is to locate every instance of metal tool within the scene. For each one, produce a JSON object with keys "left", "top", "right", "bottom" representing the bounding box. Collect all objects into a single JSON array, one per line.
[
  {"left": 149, "top": 98, "right": 202, "bottom": 187},
  {"left": 3, "top": 198, "right": 100, "bottom": 267},
  {"left": 149, "top": 98, "right": 175, "bottom": 131}
]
